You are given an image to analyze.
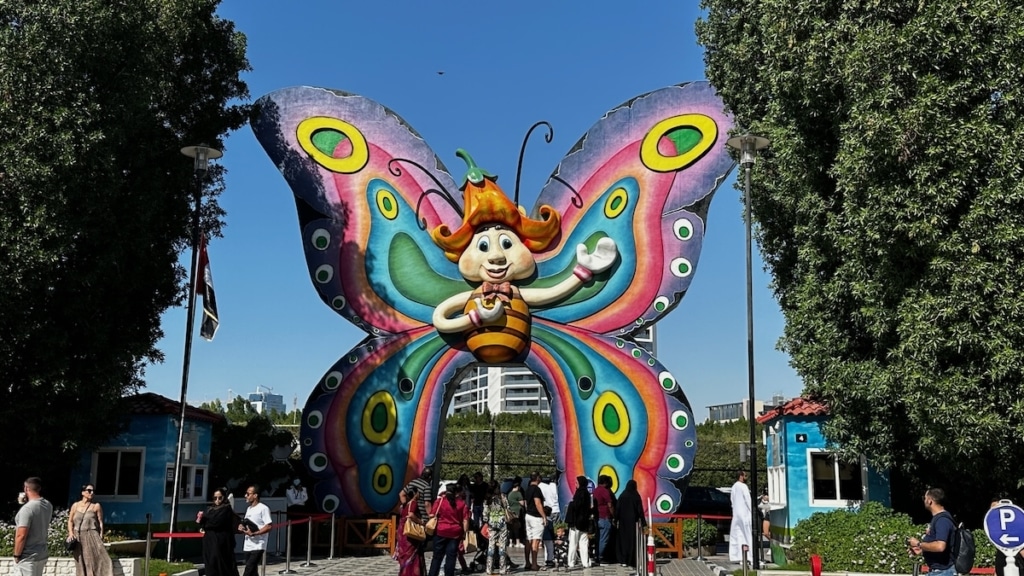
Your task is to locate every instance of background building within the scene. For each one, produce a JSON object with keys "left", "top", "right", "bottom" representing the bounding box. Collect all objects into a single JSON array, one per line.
[
  {"left": 706, "top": 393, "right": 787, "bottom": 423},
  {"left": 450, "top": 326, "right": 657, "bottom": 415},
  {"left": 248, "top": 386, "right": 286, "bottom": 415}
]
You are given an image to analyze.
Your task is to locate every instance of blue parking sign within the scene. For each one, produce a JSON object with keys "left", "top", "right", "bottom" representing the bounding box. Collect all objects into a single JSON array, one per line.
[{"left": 985, "top": 501, "right": 1024, "bottom": 554}]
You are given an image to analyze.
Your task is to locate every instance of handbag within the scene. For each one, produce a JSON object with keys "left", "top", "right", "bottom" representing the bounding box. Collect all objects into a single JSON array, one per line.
[
  {"left": 66, "top": 502, "right": 89, "bottom": 551},
  {"left": 425, "top": 500, "right": 441, "bottom": 535},
  {"left": 463, "top": 530, "right": 478, "bottom": 553},
  {"left": 404, "top": 517, "right": 426, "bottom": 541}
]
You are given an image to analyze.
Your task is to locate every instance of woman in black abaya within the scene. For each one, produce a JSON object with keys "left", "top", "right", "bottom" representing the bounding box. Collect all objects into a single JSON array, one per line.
[
  {"left": 199, "top": 487, "right": 241, "bottom": 576},
  {"left": 614, "top": 480, "right": 646, "bottom": 568}
]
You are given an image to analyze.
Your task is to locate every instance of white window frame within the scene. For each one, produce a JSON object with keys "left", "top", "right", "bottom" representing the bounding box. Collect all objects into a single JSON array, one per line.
[
  {"left": 806, "top": 449, "right": 866, "bottom": 507},
  {"left": 164, "top": 464, "right": 209, "bottom": 503},
  {"left": 92, "top": 448, "right": 146, "bottom": 502}
]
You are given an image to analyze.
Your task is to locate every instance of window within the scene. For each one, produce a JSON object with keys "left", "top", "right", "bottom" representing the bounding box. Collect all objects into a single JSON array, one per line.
[
  {"left": 165, "top": 464, "right": 208, "bottom": 502},
  {"left": 94, "top": 449, "right": 144, "bottom": 499},
  {"left": 808, "top": 451, "right": 863, "bottom": 506}
]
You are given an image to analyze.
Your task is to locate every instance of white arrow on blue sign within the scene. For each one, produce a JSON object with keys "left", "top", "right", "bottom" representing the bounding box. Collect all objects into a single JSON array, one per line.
[{"left": 985, "top": 500, "right": 1024, "bottom": 554}]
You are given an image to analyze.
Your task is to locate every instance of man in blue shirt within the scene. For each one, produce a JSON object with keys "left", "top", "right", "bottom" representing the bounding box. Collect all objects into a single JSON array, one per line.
[{"left": 908, "top": 488, "right": 956, "bottom": 576}]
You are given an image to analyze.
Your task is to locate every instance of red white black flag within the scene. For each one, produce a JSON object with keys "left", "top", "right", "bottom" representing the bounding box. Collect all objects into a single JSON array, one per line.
[{"left": 197, "top": 235, "right": 219, "bottom": 341}]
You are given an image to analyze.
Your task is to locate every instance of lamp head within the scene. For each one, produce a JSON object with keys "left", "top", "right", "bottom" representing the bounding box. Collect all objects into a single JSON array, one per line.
[
  {"left": 181, "top": 144, "right": 223, "bottom": 174},
  {"left": 726, "top": 134, "right": 770, "bottom": 168}
]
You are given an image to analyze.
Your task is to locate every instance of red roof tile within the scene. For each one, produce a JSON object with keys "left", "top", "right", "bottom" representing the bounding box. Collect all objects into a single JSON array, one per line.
[
  {"left": 124, "top": 392, "right": 226, "bottom": 425},
  {"left": 756, "top": 397, "right": 828, "bottom": 424}
]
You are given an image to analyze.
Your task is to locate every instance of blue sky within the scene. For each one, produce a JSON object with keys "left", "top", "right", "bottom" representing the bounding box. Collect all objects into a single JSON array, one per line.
[{"left": 143, "top": 0, "right": 804, "bottom": 419}]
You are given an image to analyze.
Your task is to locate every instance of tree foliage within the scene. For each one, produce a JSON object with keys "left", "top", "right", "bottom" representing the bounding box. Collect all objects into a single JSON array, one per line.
[
  {"left": 0, "top": 0, "right": 249, "bottom": 494},
  {"left": 206, "top": 413, "right": 296, "bottom": 495},
  {"left": 697, "top": 0, "right": 1024, "bottom": 514},
  {"left": 691, "top": 419, "right": 766, "bottom": 489}
]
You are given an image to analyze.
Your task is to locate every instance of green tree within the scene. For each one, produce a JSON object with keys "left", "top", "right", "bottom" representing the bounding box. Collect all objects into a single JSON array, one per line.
[
  {"left": 224, "top": 395, "right": 260, "bottom": 423},
  {"left": 697, "top": 1, "right": 1024, "bottom": 514},
  {"left": 691, "top": 419, "right": 765, "bottom": 489},
  {"left": 0, "top": 0, "right": 249, "bottom": 497},
  {"left": 207, "top": 413, "right": 296, "bottom": 495}
]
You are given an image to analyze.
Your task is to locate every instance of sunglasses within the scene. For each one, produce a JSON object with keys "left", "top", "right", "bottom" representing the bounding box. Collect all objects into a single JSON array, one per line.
[{"left": 84, "top": 489, "right": 94, "bottom": 493}]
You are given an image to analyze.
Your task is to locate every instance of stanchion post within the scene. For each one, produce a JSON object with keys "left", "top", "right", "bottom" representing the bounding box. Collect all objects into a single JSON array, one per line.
[
  {"left": 279, "top": 517, "right": 296, "bottom": 574},
  {"left": 742, "top": 544, "right": 749, "bottom": 576},
  {"left": 695, "top": 514, "right": 704, "bottom": 561},
  {"left": 328, "top": 515, "right": 337, "bottom": 560},
  {"left": 301, "top": 515, "right": 317, "bottom": 567},
  {"left": 145, "top": 513, "right": 152, "bottom": 576},
  {"left": 260, "top": 545, "right": 268, "bottom": 576},
  {"left": 273, "top": 510, "right": 283, "bottom": 556}
]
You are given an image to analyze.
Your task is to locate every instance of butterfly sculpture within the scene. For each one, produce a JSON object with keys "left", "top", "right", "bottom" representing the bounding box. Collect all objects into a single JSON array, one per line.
[{"left": 251, "top": 82, "right": 735, "bottom": 515}]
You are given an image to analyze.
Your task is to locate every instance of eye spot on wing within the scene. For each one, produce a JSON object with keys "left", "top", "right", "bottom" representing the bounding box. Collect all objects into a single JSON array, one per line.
[
  {"left": 321, "top": 494, "right": 339, "bottom": 513},
  {"left": 654, "top": 296, "right": 670, "bottom": 313},
  {"left": 671, "top": 410, "right": 690, "bottom": 431},
  {"left": 297, "top": 117, "right": 369, "bottom": 174},
  {"left": 594, "top": 392, "right": 629, "bottom": 446},
  {"left": 311, "top": 228, "right": 331, "bottom": 250},
  {"left": 673, "top": 218, "right": 694, "bottom": 241},
  {"left": 659, "top": 371, "right": 677, "bottom": 392},
  {"left": 670, "top": 258, "right": 692, "bottom": 278},
  {"left": 315, "top": 264, "right": 334, "bottom": 283},
  {"left": 372, "top": 463, "right": 393, "bottom": 495},
  {"left": 666, "top": 453, "right": 685, "bottom": 473},
  {"left": 376, "top": 189, "right": 400, "bottom": 220},
  {"left": 324, "top": 371, "right": 343, "bottom": 390},
  {"left": 598, "top": 465, "right": 619, "bottom": 493},
  {"left": 362, "top": 391, "right": 397, "bottom": 445},
  {"left": 640, "top": 114, "right": 717, "bottom": 173},
  {"left": 306, "top": 410, "right": 323, "bottom": 428},
  {"left": 309, "top": 452, "right": 329, "bottom": 472},
  {"left": 604, "top": 188, "right": 629, "bottom": 219}
]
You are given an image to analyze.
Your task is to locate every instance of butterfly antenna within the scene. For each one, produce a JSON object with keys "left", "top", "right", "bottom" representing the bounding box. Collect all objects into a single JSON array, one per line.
[
  {"left": 388, "top": 158, "right": 464, "bottom": 230},
  {"left": 514, "top": 121, "right": 554, "bottom": 207},
  {"left": 549, "top": 175, "right": 583, "bottom": 208}
]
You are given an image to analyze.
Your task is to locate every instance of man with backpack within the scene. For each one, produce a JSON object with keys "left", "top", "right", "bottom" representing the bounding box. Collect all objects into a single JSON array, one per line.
[{"left": 909, "top": 488, "right": 957, "bottom": 576}]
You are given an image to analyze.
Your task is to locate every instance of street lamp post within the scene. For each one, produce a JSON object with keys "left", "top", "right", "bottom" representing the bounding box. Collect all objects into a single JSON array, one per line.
[
  {"left": 726, "top": 133, "right": 770, "bottom": 569},
  {"left": 167, "top": 144, "right": 222, "bottom": 561}
]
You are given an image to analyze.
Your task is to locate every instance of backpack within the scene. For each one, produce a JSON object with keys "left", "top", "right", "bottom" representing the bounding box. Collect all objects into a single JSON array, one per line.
[{"left": 946, "top": 513, "right": 976, "bottom": 574}]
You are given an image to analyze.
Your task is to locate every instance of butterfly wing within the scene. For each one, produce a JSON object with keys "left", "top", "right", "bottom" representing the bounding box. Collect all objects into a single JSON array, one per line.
[
  {"left": 302, "top": 326, "right": 476, "bottom": 515},
  {"left": 251, "top": 86, "right": 467, "bottom": 335},
  {"left": 530, "top": 82, "right": 735, "bottom": 337},
  {"left": 524, "top": 320, "right": 696, "bottom": 511}
]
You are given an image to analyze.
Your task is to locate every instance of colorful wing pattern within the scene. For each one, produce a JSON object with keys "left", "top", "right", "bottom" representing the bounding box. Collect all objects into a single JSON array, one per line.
[{"left": 251, "top": 82, "right": 734, "bottom": 515}]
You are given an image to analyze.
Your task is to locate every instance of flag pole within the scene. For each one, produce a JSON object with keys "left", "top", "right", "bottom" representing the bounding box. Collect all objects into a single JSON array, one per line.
[{"left": 168, "top": 144, "right": 222, "bottom": 561}]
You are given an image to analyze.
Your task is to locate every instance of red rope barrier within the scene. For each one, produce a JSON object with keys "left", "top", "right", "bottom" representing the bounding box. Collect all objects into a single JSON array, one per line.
[{"left": 151, "top": 532, "right": 204, "bottom": 539}]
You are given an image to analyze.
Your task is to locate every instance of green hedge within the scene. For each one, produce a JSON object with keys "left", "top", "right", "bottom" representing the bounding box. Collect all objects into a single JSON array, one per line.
[{"left": 790, "top": 501, "right": 997, "bottom": 573}]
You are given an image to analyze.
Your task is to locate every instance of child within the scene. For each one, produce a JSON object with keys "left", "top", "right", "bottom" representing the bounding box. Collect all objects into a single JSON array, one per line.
[{"left": 553, "top": 523, "right": 569, "bottom": 571}]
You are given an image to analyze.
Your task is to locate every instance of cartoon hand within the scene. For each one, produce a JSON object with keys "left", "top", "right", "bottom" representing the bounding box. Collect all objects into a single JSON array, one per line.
[
  {"left": 576, "top": 237, "right": 618, "bottom": 273},
  {"left": 473, "top": 297, "right": 505, "bottom": 323}
]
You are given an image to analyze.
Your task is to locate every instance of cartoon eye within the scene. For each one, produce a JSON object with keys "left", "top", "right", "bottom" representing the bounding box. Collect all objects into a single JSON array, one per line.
[
  {"left": 499, "top": 234, "right": 514, "bottom": 250},
  {"left": 477, "top": 237, "right": 490, "bottom": 252}
]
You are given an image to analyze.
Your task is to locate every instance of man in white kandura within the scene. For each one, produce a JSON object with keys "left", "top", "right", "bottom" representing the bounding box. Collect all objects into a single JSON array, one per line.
[{"left": 728, "top": 470, "right": 752, "bottom": 563}]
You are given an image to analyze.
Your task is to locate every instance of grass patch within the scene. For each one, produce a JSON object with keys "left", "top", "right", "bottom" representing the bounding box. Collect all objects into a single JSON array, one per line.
[{"left": 144, "top": 558, "right": 195, "bottom": 576}]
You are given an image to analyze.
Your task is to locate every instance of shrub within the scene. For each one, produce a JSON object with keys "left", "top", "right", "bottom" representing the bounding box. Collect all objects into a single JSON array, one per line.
[
  {"left": 683, "top": 518, "right": 720, "bottom": 548},
  {"left": 1, "top": 507, "right": 74, "bottom": 558},
  {"left": 790, "top": 501, "right": 921, "bottom": 573}
]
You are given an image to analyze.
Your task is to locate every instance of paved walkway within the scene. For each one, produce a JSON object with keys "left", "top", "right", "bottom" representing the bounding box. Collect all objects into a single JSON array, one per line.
[{"left": 247, "top": 546, "right": 733, "bottom": 576}]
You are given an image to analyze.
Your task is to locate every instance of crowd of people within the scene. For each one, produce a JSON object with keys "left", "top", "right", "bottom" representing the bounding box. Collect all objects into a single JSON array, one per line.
[{"left": 395, "top": 467, "right": 650, "bottom": 576}]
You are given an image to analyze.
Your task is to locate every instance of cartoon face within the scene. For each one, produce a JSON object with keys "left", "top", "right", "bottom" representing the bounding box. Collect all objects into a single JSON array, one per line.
[{"left": 458, "top": 225, "right": 536, "bottom": 282}]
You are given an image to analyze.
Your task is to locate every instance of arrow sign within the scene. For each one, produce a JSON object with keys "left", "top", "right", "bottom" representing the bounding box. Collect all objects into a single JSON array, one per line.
[{"left": 985, "top": 501, "right": 1024, "bottom": 555}]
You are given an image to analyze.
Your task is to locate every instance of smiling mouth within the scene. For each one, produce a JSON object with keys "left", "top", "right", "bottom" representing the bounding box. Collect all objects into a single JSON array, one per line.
[{"left": 484, "top": 266, "right": 509, "bottom": 279}]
